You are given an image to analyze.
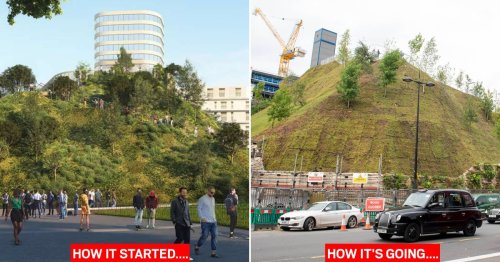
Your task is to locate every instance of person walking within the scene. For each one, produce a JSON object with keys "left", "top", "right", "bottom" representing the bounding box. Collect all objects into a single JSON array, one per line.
[
  {"left": 41, "top": 191, "right": 47, "bottom": 215},
  {"left": 73, "top": 192, "right": 79, "bottom": 216},
  {"left": 225, "top": 188, "right": 238, "bottom": 238},
  {"left": 58, "top": 189, "right": 67, "bottom": 219},
  {"left": 47, "top": 191, "right": 54, "bottom": 215},
  {"left": 111, "top": 191, "right": 117, "bottom": 207},
  {"left": 171, "top": 187, "right": 193, "bottom": 243},
  {"left": 195, "top": 186, "right": 219, "bottom": 258},
  {"left": 95, "top": 189, "right": 102, "bottom": 208},
  {"left": 133, "top": 189, "right": 144, "bottom": 230},
  {"left": 79, "top": 188, "right": 91, "bottom": 231},
  {"left": 145, "top": 191, "right": 158, "bottom": 229},
  {"left": 88, "top": 189, "right": 95, "bottom": 208},
  {"left": 64, "top": 191, "right": 69, "bottom": 218},
  {"left": 105, "top": 190, "right": 111, "bottom": 207},
  {"left": 33, "top": 190, "right": 42, "bottom": 218},
  {"left": 23, "top": 190, "right": 32, "bottom": 220},
  {"left": 2, "top": 192, "right": 8, "bottom": 216},
  {"left": 5, "top": 188, "right": 24, "bottom": 245}
]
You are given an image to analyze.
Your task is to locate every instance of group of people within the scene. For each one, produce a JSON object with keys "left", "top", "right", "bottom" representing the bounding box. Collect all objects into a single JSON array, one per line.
[{"left": 3, "top": 185, "right": 240, "bottom": 259}]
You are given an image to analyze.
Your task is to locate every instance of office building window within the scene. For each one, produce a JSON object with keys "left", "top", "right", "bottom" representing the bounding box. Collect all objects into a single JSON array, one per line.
[
  {"left": 220, "top": 112, "right": 227, "bottom": 122},
  {"left": 235, "top": 88, "right": 242, "bottom": 97},
  {"left": 219, "top": 88, "right": 225, "bottom": 98},
  {"left": 221, "top": 102, "right": 227, "bottom": 109},
  {"left": 231, "top": 101, "right": 234, "bottom": 109},
  {"left": 207, "top": 88, "right": 213, "bottom": 98},
  {"left": 246, "top": 101, "right": 249, "bottom": 109},
  {"left": 214, "top": 101, "right": 217, "bottom": 109},
  {"left": 246, "top": 112, "right": 249, "bottom": 121}
]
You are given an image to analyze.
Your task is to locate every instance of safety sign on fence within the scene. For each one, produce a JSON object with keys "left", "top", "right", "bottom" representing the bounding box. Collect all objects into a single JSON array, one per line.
[
  {"left": 365, "top": 197, "right": 385, "bottom": 211},
  {"left": 308, "top": 172, "right": 324, "bottom": 183}
]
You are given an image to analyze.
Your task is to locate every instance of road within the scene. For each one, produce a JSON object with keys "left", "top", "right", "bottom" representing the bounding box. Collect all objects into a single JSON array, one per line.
[
  {"left": 0, "top": 214, "right": 248, "bottom": 262},
  {"left": 251, "top": 222, "right": 500, "bottom": 262}
]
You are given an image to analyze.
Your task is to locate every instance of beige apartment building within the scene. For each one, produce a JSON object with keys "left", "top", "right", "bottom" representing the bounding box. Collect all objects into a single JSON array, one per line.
[{"left": 202, "top": 87, "right": 250, "bottom": 131}]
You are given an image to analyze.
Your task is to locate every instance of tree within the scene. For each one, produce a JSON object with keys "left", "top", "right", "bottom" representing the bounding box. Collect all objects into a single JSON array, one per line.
[
  {"left": 111, "top": 47, "right": 133, "bottom": 74},
  {"left": 408, "top": 33, "right": 424, "bottom": 68},
  {"left": 6, "top": 0, "right": 62, "bottom": 25},
  {"left": 464, "top": 100, "right": 478, "bottom": 130},
  {"left": 465, "top": 74, "right": 473, "bottom": 94},
  {"left": 472, "top": 82, "right": 485, "bottom": 98},
  {"left": 267, "top": 89, "right": 293, "bottom": 127},
  {"left": 336, "top": 62, "right": 361, "bottom": 108},
  {"left": 0, "top": 139, "right": 9, "bottom": 161},
  {"left": 353, "top": 41, "right": 376, "bottom": 73},
  {"left": 216, "top": 123, "right": 246, "bottom": 163},
  {"left": 74, "top": 62, "right": 91, "bottom": 86},
  {"left": 378, "top": 49, "right": 402, "bottom": 97},
  {"left": 152, "top": 64, "right": 166, "bottom": 84},
  {"left": 130, "top": 76, "right": 154, "bottom": 112},
  {"left": 455, "top": 71, "right": 464, "bottom": 91},
  {"left": 176, "top": 60, "right": 204, "bottom": 107},
  {"left": 336, "top": 29, "right": 351, "bottom": 67},
  {"left": 48, "top": 76, "right": 77, "bottom": 101},
  {"left": 436, "top": 63, "right": 453, "bottom": 86},
  {"left": 481, "top": 90, "right": 495, "bottom": 121},
  {"left": 107, "top": 74, "right": 133, "bottom": 106},
  {"left": 290, "top": 82, "right": 306, "bottom": 106},
  {"left": 251, "top": 82, "right": 271, "bottom": 114},
  {"left": 0, "top": 64, "right": 36, "bottom": 93},
  {"left": 42, "top": 141, "right": 68, "bottom": 181},
  {"left": 420, "top": 37, "right": 440, "bottom": 79}
]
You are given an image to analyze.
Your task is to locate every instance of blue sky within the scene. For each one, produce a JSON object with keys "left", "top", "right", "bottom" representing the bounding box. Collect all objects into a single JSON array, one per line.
[{"left": 0, "top": 0, "right": 249, "bottom": 87}]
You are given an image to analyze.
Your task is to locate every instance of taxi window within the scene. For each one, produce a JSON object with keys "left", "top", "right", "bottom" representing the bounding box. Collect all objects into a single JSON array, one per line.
[
  {"left": 447, "top": 193, "right": 463, "bottom": 208},
  {"left": 429, "top": 192, "right": 445, "bottom": 207},
  {"left": 461, "top": 193, "right": 474, "bottom": 207}
]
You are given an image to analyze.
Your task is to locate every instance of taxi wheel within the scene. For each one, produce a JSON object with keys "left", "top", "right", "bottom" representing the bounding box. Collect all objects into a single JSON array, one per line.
[
  {"left": 404, "top": 222, "right": 420, "bottom": 242},
  {"left": 463, "top": 219, "right": 476, "bottom": 236},
  {"left": 378, "top": 233, "right": 393, "bottom": 240}
]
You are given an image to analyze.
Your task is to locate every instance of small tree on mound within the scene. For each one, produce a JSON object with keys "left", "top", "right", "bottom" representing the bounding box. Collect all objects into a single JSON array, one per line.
[
  {"left": 267, "top": 89, "right": 293, "bottom": 127},
  {"left": 378, "top": 50, "right": 402, "bottom": 97},
  {"left": 336, "top": 62, "right": 361, "bottom": 108}
]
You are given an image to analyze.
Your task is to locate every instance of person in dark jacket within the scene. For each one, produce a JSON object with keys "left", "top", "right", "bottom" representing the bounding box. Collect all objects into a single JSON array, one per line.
[
  {"left": 145, "top": 191, "right": 158, "bottom": 229},
  {"left": 133, "top": 189, "right": 144, "bottom": 229},
  {"left": 171, "top": 187, "right": 192, "bottom": 244},
  {"left": 225, "top": 188, "right": 238, "bottom": 238}
]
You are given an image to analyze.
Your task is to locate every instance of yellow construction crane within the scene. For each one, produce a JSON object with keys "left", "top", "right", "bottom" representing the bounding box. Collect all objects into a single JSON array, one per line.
[{"left": 253, "top": 8, "right": 305, "bottom": 77}]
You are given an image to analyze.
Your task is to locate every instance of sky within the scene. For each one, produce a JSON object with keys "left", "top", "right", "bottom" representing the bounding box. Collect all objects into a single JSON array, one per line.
[
  {"left": 251, "top": 0, "right": 500, "bottom": 96},
  {"left": 0, "top": 0, "right": 249, "bottom": 88}
]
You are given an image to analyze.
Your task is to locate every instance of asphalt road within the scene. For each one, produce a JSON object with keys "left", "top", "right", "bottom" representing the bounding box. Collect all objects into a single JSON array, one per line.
[
  {"left": 251, "top": 222, "right": 500, "bottom": 262},
  {"left": 0, "top": 214, "right": 249, "bottom": 262}
]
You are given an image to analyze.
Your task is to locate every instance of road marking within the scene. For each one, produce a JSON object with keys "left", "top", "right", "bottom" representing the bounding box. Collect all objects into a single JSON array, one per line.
[
  {"left": 310, "top": 255, "right": 324, "bottom": 259},
  {"left": 444, "top": 252, "right": 500, "bottom": 262},
  {"left": 458, "top": 237, "right": 480, "bottom": 241}
]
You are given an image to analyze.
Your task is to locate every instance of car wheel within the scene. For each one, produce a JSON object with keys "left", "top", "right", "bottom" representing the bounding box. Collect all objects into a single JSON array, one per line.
[
  {"left": 463, "top": 219, "right": 476, "bottom": 236},
  {"left": 378, "top": 233, "right": 393, "bottom": 240},
  {"left": 347, "top": 216, "right": 357, "bottom": 228},
  {"left": 281, "top": 227, "right": 291, "bottom": 231},
  {"left": 487, "top": 220, "right": 495, "bottom": 224},
  {"left": 404, "top": 222, "right": 420, "bottom": 242},
  {"left": 303, "top": 217, "right": 315, "bottom": 231}
]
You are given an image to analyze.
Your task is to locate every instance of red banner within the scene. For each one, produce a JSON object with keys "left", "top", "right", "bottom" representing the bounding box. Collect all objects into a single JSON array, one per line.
[
  {"left": 70, "top": 244, "right": 190, "bottom": 262},
  {"left": 325, "top": 244, "right": 440, "bottom": 262},
  {"left": 365, "top": 197, "right": 385, "bottom": 211}
]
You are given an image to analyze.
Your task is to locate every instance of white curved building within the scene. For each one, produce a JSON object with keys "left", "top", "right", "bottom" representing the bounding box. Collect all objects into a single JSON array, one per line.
[{"left": 94, "top": 10, "right": 165, "bottom": 72}]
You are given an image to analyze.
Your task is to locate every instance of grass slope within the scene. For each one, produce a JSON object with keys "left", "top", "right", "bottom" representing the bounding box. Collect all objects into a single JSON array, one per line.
[{"left": 252, "top": 61, "right": 500, "bottom": 177}]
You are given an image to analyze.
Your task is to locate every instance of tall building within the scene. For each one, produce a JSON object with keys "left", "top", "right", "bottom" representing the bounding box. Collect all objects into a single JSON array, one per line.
[
  {"left": 310, "top": 28, "right": 337, "bottom": 68},
  {"left": 251, "top": 70, "right": 283, "bottom": 97},
  {"left": 202, "top": 87, "right": 250, "bottom": 131},
  {"left": 94, "top": 10, "right": 165, "bottom": 72}
]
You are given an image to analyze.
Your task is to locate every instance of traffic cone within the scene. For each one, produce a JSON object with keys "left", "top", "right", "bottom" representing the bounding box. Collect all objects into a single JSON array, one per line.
[
  {"left": 364, "top": 215, "right": 372, "bottom": 230},
  {"left": 340, "top": 214, "right": 347, "bottom": 231},
  {"left": 359, "top": 215, "right": 366, "bottom": 227}
]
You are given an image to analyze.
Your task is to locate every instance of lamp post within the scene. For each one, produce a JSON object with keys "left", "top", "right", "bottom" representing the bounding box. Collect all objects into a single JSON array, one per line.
[{"left": 402, "top": 72, "right": 435, "bottom": 190}]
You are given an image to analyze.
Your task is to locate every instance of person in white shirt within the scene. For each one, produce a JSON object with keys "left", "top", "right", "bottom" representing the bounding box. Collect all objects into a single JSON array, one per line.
[
  {"left": 89, "top": 189, "right": 95, "bottom": 208},
  {"left": 33, "top": 190, "right": 42, "bottom": 218},
  {"left": 195, "top": 186, "right": 219, "bottom": 258}
]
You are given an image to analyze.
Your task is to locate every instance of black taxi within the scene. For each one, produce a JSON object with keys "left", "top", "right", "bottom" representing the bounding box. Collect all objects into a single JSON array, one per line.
[{"left": 373, "top": 189, "right": 482, "bottom": 242}]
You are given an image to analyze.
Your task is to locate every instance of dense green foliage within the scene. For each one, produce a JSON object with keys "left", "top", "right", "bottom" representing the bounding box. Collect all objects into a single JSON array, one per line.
[
  {"left": 0, "top": 64, "right": 36, "bottom": 93},
  {"left": 267, "top": 89, "right": 293, "bottom": 127},
  {"left": 6, "top": 0, "right": 62, "bottom": 25},
  {"left": 336, "top": 62, "right": 361, "bottom": 108},
  {"left": 378, "top": 50, "right": 402, "bottom": 97},
  {"left": 0, "top": 61, "right": 248, "bottom": 205}
]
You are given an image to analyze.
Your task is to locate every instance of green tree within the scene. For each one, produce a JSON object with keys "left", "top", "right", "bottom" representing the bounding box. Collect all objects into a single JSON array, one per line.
[
  {"left": 251, "top": 82, "right": 271, "bottom": 114},
  {"left": 74, "top": 62, "right": 91, "bottom": 86},
  {"left": 48, "top": 76, "right": 77, "bottom": 101},
  {"left": 472, "top": 82, "right": 485, "bottom": 98},
  {"left": 176, "top": 60, "right": 204, "bottom": 107},
  {"left": 6, "top": 0, "right": 62, "bottom": 25},
  {"left": 42, "top": 141, "right": 68, "bottom": 181},
  {"left": 0, "top": 139, "right": 9, "bottom": 161},
  {"left": 353, "top": 41, "right": 375, "bottom": 73},
  {"left": 336, "top": 29, "right": 351, "bottom": 67},
  {"left": 408, "top": 33, "right": 424, "bottom": 68},
  {"left": 111, "top": 47, "right": 133, "bottom": 74},
  {"left": 481, "top": 90, "right": 495, "bottom": 121},
  {"left": 465, "top": 74, "right": 473, "bottom": 94},
  {"left": 152, "top": 64, "right": 166, "bottom": 84},
  {"left": 290, "top": 82, "right": 306, "bottom": 106},
  {"left": 455, "top": 71, "right": 464, "bottom": 91},
  {"left": 336, "top": 62, "right": 361, "bottom": 108},
  {"left": 267, "top": 89, "right": 293, "bottom": 127},
  {"left": 378, "top": 49, "right": 402, "bottom": 97},
  {"left": 107, "top": 74, "right": 133, "bottom": 106},
  {"left": 216, "top": 123, "right": 246, "bottom": 163},
  {"left": 0, "top": 64, "right": 36, "bottom": 93},
  {"left": 130, "top": 76, "right": 154, "bottom": 112},
  {"left": 188, "top": 139, "right": 213, "bottom": 191},
  {"left": 420, "top": 37, "right": 440, "bottom": 79},
  {"left": 436, "top": 63, "right": 452, "bottom": 86},
  {"left": 464, "top": 100, "right": 478, "bottom": 130}
]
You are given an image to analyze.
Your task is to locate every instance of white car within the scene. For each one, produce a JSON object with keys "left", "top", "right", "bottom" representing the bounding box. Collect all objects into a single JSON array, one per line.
[{"left": 277, "top": 201, "right": 363, "bottom": 231}]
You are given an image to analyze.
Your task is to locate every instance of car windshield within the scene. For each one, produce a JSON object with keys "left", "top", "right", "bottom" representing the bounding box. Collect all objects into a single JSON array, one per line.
[
  {"left": 306, "top": 202, "right": 329, "bottom": 211},
  {"left": 403, "top": 192, "right": 432, "bottom": 207}
]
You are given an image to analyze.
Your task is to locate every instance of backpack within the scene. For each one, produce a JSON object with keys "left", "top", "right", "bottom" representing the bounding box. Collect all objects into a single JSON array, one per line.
[
  {"left": 24, "top": 194, "right": 32, "bottom": 205},
  {"left": 225, "top": 196, "right": 235, "bottom": 213}
]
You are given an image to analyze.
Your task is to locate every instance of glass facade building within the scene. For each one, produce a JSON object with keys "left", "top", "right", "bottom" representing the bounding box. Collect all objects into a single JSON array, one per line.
[{"left": 94, "top": 10, "right": 165, "bottom": 72}]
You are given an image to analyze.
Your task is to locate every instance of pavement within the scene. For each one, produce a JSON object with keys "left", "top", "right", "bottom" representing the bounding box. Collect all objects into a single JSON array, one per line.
[
  {"left": 0, "top": 214, "right": 248, "bottom": 262},
  {"left": 251, "top": 222, "right": 500, "bottom": 262}
]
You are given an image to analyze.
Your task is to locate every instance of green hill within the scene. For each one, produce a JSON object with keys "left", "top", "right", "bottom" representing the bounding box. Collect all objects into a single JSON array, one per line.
[{"left": 252, "top": 61, "right": 500, "bottom": 179}]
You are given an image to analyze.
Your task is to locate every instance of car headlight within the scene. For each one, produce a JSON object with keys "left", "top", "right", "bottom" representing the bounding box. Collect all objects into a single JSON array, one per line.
[
  {"left": 292, "top": 216, "right": 304, "bottom": 220},
  {"left": 396, "top": 214, "right": 401, "bottom": 222}
]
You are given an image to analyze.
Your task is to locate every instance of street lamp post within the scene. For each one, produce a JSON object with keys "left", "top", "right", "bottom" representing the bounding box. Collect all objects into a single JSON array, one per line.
[{"left": 403, "top": 72, "right": 435, "bottom": 190}]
